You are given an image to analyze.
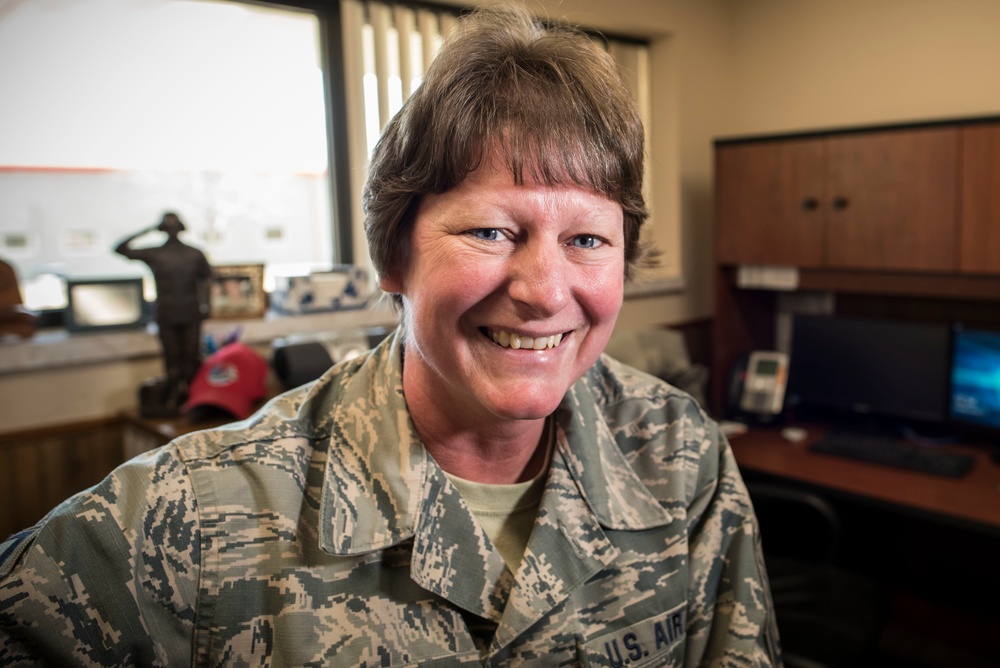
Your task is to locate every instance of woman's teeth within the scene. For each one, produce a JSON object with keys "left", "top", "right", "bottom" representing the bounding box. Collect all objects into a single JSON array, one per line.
[{"left": 490, "top": 330, "right": 564, "bottom": 350}]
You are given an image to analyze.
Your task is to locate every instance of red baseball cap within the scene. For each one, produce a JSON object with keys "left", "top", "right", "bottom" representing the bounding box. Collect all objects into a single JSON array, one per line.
[{"left": 184, "top": 342, "right": 268, "bottom": 420}]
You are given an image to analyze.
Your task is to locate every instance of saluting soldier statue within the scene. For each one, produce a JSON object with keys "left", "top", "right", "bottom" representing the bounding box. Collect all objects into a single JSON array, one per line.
[{"left": 115, "top": 212, "right": 212, "bottom": 416}]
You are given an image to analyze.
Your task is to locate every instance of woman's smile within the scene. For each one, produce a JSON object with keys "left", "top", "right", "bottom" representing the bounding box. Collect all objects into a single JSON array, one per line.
[{"left": 484, "top": 327, "right": 566, "bottom": 350}]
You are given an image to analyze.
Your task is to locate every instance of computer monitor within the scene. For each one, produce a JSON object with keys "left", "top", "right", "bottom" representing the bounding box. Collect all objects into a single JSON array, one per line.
[
  {"left": 950, "top": 325, "right": 1000, "bottom": 436},
  {"left": 65, "top": 277, "right": 148, "bottom": 332},
  {"left": 786, "top": 314, "right": 951, "bottom": 426}
]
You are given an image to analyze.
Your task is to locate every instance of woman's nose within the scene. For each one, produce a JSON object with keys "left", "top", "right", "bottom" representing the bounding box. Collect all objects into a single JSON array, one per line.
[{"left": 507, "top": 242, "right": 571, "bottom": 317}]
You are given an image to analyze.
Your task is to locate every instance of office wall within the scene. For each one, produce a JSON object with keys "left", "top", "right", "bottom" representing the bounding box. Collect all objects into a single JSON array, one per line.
[{"left": 725, "top": 0, "right": 1000, "bottom": 136}]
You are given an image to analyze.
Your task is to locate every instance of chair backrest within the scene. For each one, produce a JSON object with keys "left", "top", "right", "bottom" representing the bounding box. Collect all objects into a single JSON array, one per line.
[
  {"left": 604, "top": 328, "right": 709, "bottom": 406},
  {"left": 746, "top": 481, "right": 842, "bottom": 564}
]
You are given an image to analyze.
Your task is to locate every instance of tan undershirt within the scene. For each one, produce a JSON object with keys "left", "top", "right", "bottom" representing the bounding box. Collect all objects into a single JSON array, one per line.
[{"left": 443, "top": 420, "right": 553, "bottom": 572}]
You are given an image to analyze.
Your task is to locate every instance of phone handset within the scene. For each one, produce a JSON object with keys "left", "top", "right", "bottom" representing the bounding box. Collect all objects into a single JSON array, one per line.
[{"left": 737, "top": 350, "right": 789, "bottom": 416}]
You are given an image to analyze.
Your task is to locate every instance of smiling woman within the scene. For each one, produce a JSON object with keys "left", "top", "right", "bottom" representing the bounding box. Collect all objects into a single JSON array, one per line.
[
  {"left": 0, "top": 5, "right": 780, "bottom": 667},
  {"left": 382, "top": 161, "right": 627, "bottom": 461}
]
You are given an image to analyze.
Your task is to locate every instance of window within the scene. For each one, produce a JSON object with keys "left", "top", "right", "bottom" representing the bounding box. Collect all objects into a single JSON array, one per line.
[
  {"left": 340, "top": 1, "right": 654, "bottom": 281},
  {"left": 338, "top": 0, "right": 458, "bottom": 271},
  {"left": 0, "top": 0, "right": 333, "bottom": 309},
  {"left": 0, "top": 0, "right": 658, "bottom": 314}
]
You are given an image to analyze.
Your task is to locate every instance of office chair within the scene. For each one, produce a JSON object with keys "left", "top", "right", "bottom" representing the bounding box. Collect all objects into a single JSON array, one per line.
[{"left": 747, "top": 482, "right": 889, "bottom": 668}]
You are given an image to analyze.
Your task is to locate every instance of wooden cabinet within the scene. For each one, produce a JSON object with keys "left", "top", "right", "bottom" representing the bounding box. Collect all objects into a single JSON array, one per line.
[
  {"left": 715, "top": 139, "right": 826, "bottom": 266},
  {"left": 710, "top": 116, "right": 1000, "bottom": 416},
  {"left": 0, "top": 418, "right": 124, "bottom": 537},
  {"left": 960, "top": 123, "right": 1000, "bottom": 274},
  {"left": 716, "top": 127, "right": 960, "bottom": 272},
  {"left": 825, "top": 128, "right": 958, "bottom": 271}
]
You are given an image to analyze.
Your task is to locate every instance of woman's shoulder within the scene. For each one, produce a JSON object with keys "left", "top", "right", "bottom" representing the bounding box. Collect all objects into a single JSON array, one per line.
[
  {"left": 582, "top": 354, "right": 723, "bottom": 467},
  {"left": 589, "top": 353, "right": 709, "bottom": 419}
]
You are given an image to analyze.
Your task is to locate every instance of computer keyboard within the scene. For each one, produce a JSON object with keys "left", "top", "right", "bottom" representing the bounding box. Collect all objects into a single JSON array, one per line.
[{"left": 808, "top": 431, "right": 975, "bottom": 478}]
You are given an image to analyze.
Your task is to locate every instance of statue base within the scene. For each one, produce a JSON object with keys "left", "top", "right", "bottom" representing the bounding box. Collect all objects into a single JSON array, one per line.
[{"left": 138, "top": 376, "right": 186, "bottom": 419}]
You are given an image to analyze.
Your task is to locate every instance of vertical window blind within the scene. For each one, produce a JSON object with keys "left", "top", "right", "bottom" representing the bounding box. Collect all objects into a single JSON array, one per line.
[{"left": 340, "top": 0, "right": 652, "bottom": 278}]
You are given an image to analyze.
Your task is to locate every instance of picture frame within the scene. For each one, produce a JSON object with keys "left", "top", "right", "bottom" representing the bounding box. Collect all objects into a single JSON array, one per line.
[
  {"left": 65, "top": 277, "right": 150, "bottom": 333},
  {"left": 210, "top": 264, "right": 266, "bottom": 319}
]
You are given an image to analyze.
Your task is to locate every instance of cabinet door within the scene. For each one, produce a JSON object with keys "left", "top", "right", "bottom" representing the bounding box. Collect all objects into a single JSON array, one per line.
[
  {"left": 715, "top": 139, "right": 826, "bottom": 266},
  {"left": 825, "top": 127, "right": 958, "bottom": 271},
  {"left": 960, "top": 123, "right": 1000, "bottom": 274}
]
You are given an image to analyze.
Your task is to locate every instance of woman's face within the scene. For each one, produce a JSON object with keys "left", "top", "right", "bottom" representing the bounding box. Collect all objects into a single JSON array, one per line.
[{"left": 381, "top": 159, "right": 625, "bottom": 429}]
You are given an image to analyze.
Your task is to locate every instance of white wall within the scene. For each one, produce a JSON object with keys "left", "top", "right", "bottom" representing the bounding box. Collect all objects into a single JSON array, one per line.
[{"left": 725, "top": 0, "right": 1000, "bottom": 136}]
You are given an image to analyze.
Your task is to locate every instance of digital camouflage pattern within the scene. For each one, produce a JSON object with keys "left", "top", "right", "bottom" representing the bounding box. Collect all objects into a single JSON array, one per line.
[{"left": 0, "top": 328, "right": 781, "bottom": 667}]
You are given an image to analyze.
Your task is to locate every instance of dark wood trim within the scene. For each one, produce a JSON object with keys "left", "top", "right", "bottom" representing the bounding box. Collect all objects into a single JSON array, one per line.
[
  {"left": 317, "top": 2, "right": 355, "bottom": 265},
  {"left": 715, "top": 113, "right": 1000, "bottom": 146},
  {"left": 796, "top": 268, "right": 1000, "bottom": 301},
  {"left": 0, "top": 415, "right": 121, "bottom": 449},
  {"left": 0, "top": 417, "right": 127, "bottom": 536},
  {"left": 655, "top": 315, "right": 712, "bottom": 330},
  {"left": 709, "top": 267, "right": 777, "bottom": 416}
]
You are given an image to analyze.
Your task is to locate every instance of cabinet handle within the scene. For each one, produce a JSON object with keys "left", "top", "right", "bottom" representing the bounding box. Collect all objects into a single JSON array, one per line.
[
  {"left": 832, "top": 196, "right": 850, "bottom": 210},
  {"left": 802, "top": 197, "right": 819, "bottom": 211}
]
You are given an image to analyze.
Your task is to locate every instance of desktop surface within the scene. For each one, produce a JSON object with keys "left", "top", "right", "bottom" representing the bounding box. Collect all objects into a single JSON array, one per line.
[{"left": 727, "top": 423, "right": 1000, "bottom": 532}]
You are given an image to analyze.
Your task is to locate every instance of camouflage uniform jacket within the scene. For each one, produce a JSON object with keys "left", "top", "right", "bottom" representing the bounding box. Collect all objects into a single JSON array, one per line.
[{"left": 0, "top": 328, "right": 780, "bottom": 667}]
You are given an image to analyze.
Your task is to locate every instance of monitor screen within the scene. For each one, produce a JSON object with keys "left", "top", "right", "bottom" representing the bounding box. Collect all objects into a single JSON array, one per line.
[
  {"left": 950, "top": 326, "right": 1000, "bottom": 434},
  {"left": 65, "top": 278, "right": 147, "bottom": 332},
  {"left": 786, "top": 314, "right": 951, "bottom": 425}
]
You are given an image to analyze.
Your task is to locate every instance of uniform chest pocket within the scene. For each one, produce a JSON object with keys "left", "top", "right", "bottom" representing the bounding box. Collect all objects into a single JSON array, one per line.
[{"left": 580, "top": 603, "right": 686, "bottom": 668}]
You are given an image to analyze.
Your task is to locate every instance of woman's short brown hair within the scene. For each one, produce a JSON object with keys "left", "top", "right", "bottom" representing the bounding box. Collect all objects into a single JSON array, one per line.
[{"left": 364, "top": 4, "right": 649, "bottom": 287}]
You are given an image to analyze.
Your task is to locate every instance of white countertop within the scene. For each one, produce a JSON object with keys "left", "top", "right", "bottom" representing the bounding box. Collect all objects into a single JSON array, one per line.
[{"left": 0, "top": 305, "right": 399, "bottom": 376}]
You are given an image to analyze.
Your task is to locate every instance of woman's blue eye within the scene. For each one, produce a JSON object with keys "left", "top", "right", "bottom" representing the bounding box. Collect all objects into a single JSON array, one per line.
[
  {"left": 470, "top": 228, "right": 502, "bottom": 241},
  {"left": 572, "top": 234, "right": 601, "bottom": 249}
]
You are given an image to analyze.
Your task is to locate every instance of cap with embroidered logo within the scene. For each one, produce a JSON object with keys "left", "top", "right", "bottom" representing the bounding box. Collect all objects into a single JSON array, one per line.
[{"left": 183, "top": 341, "right": 268, "bottom": 420}]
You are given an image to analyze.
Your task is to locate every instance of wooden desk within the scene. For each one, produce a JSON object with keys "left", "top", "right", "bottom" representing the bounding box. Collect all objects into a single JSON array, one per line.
[
  {"left": 733, "top": 425, "right": 1000, "bottom": 668},
  {"left": 728, "top": 424, "right": 1000, "bottom": 533}
]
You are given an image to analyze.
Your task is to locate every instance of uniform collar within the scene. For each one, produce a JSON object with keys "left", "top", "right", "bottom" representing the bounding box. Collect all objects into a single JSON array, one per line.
[
  {"left": 317, "top": 327, "right": 511, "bottom": 620},
  {"left": 319, "top": 327, "right": 426, "bottom": 556},
  {"left": 555, "top": 362, "right": 677, "bottom": 531},
  {"left": 318, "top": 330, "right": 674, "bottom": 558},
  {"left": 316, "top": 329, "right": 676, "bottom": 636}
]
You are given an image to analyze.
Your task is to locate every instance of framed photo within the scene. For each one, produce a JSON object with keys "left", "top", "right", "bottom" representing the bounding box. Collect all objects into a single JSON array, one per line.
[
  {"left": 65, "top": 277, "right": 149, "bottom": 332},
  {"left": 210, "top": 264, "right": 266, "bottom": 319}
]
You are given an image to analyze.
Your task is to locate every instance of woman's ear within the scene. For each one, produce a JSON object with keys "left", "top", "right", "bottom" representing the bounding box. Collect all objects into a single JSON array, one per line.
[
  {"left": 378, "top": 270, "right": 403, "bottom": 295},
  {"left": 377, "top": 234, "right": 411, "bottom": 295}
]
